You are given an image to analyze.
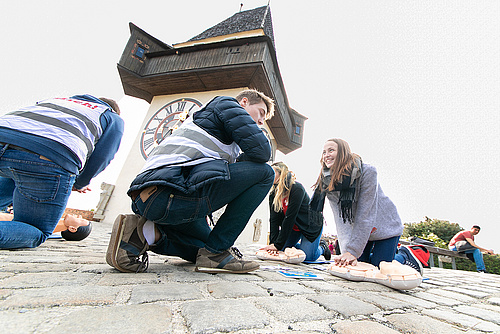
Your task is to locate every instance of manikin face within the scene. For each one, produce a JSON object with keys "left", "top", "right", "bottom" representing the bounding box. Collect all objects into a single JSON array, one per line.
[
  {"left": 240, "top": 97, "right": 267, "bottom": 126},
  {"left": 322, "top": 141, "right": 338, "bottom": 169}
]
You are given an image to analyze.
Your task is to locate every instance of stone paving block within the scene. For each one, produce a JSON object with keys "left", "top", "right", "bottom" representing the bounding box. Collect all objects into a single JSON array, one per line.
[
  {"left": 385, "top": 292, "right": 438, "bottom": 308},
  {"left": 0, "top": 285, "right": 121, "bottom": 309},
  {"left": 0, "top": 272, "right": 97, "bottom": 289},
  {"left": 257, "top": 281, "right": 316, "bottom": 296},
  {"left": 467, "top": 285, "right": 500, "bottom": 294},
  {"left": 48, "top": 304, "right": 173, "bottom": 334},
  {"left": 76, "top": 263, "right": 119, "bottom": 274},
  {"left": 488, "top": 297, "right": 500, "bottom": 306},
  {"left": 254, "top": 296, "right": 331, "bottom": 322},
  {"left": 443, "top": 286, "right": 490, "bottom": 298},
  {"left": 219, "top": 272, "right": 264, "bottom": 282},
  {"left": 300, "top": 280, "right": 352, "bottom": 293},
  {"left": 421, "top": 278, "right": 454, "bottom": 287},
  {"left": 1, "top": 255, "right": 68, "bottom": 264},
  {"left": 254, "top": 270, "right": 295, "bottom": 281},
  {"left": 354, "top": 292, "right": 411, "bottom": 310},
  {"left": 0, "top": 272, "right": 13, "bottom": 280},
  {"left": 0, "top": 307, "right": 62, "bottom": 333},
  {"left": 425, "top": 288, "right": 476, "bottom": 303},
  {"left": 334, "top": 280, "right": 395, "bottom": 292},
  {"left": 332, "top": 320, "right": 400, "bottom": 334},
  {"left": 97, "top": 272, "right": 159, "bottom": 286},
  {"left": 165, "top": 270, "right": 222, "bottom": 282},
  {"left": 207, "top": 281, "right": 268, "bottom": 298},
  {"left": 129, "top": 283, "right": 203, "bottom": 303},
  {"left": 412, "top": 291, "right": 462, "bottom": 306},
  {"left": 385, "top": 312, "right": 472, "bottom": 334},
  {"left": 0, "top": 289, "right": 12, "bottom": 300},
  {"left": 422, "top": 307, "right": 500, "bottom": 332},
  {"left": 308, "top": 294, "right": 380, "bottom": 317},
  {"left": 181, "top": 299, "right": 269, "bottom": 334},
  {"left": 454, "top": 305, "right": 500, "bottom": 325},
  {"left": 0, "top": 263, "right": 80, "bottom": 273}
]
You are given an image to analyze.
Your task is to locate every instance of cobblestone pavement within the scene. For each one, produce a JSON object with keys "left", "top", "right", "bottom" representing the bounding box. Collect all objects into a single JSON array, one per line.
[{"left": 1, "top": 221, "right": 500, "bottom": 334}]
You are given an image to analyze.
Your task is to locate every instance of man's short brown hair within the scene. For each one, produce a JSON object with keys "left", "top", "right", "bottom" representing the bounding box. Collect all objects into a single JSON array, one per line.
[
  {"left": 99, "top": 97, "right": 121, "bottom": 115},
  {"left": 235, "top": 89, "right": 274, "bottom": 120}
]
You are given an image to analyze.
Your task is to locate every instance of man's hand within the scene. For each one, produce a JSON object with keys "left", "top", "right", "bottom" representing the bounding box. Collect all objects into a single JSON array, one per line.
[
  {"left": 72, "top": 185, "right": 91, "bottom": 193},
  {"left": 334, "top": 252, "right": 358, "bottom": 267}
]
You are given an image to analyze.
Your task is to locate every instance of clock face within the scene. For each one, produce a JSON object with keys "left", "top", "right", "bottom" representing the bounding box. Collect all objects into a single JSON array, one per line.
[{"left": 140, "top": 98, "right": 203, "bottom": 159}]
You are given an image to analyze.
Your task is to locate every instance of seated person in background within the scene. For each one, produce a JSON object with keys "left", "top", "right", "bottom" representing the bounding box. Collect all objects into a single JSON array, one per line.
[
  {"left": 449, "top": 225, "right": 494, "bottom": 273},
  {"left": 259, "top": 162, "right": 330, "bottom": 262}
]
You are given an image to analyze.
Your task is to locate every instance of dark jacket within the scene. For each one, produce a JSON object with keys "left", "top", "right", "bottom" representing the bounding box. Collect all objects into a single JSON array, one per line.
[
  {"left": 269, "top": 182, "right": 322, "bottom": 250},
  {"left": 128, "top": 96, "right": 271, "bottom": 195}
]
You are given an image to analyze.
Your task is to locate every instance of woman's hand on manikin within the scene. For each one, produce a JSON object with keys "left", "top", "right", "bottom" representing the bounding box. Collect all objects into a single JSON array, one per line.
[{"left": 334, "top": 252, "right": 358, "bottom": 267}]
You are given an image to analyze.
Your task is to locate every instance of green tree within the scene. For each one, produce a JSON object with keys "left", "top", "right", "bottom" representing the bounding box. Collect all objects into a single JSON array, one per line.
[{"left": 403, "top": 216, "right": 463, "bottom": 244}]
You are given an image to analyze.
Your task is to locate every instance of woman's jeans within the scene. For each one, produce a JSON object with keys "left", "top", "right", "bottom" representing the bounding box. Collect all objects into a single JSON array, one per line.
[
  {"left": 449, "top": 245, "right": 486, "bottom": 272},
  {"left": 0, "top": 145, "right": 75, "bottom": 249},
  {"left": 359, "top": 235, "right": 400, "bottom": 267},
  {"left": 131, "top": 161, "right": 274, "bottom": 262},
  {"left": 282, "top": 228, "right": 323, "bottom": 262}
]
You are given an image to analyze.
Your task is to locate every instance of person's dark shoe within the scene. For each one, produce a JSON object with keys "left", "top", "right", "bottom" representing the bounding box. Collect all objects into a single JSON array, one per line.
[
  {"left": 106, "top": 214, "right": 149, "bottom": 273},
  {"left": 398, "top": 246, "right": 423, "bottom": 276},
  {"left": 195, "top": 247, "right": 259, "bottom": 273},
  {"left": 320, "top": 240, "right": 332, "bottom": 260}
]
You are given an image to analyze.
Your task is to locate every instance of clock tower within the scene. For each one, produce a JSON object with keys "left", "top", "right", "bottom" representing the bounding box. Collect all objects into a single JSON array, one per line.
[{"left": 105, "top": 5, "right": 306, "bottom": 244}]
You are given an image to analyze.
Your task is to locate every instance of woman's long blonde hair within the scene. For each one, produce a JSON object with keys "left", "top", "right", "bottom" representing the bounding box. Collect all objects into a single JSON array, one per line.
[
  {"left": 314, "top": 138, "right": 360, "bottom": 191},
  {"left": 271, "top": 162, "right": 296, "bottom": 212}
]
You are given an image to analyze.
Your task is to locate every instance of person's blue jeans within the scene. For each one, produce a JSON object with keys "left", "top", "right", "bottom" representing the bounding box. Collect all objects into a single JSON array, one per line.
[
  {"left": 358, "top": 235, "right": 400, "bottom": 267},
  {"left": 131, "top": 161, "right": 274, "bottom": 262},
  {"left": 449, "top": 245, "right": 486, "bottom": 272},
  {"left": 282, "top": 228, "right": 323, "bottom": 262},
  {"left": 0, "top": 145, "right": 75, "bottom": 249}
]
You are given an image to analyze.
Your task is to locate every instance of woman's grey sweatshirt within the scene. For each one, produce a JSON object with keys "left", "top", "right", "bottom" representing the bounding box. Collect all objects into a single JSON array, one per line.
[{"left": 326, "top": 163, "right": 403, "bottom": 258}]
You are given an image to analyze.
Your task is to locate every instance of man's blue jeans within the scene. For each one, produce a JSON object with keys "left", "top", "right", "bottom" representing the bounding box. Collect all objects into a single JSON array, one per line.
[
  {"left": 0, "top": 145, "right": 75, "bottom": 249},
  {"left": 282, "top": 228, "right": 323, "bottom": 262},
  {"left": 131, "top": 161, "right": 274, "bottom": 262},
  {"left": 449, "top": 245, "right": 486, "bottom": 272},
  {"left": 359, "top": 235, "right": 400, "bottom": 267}
]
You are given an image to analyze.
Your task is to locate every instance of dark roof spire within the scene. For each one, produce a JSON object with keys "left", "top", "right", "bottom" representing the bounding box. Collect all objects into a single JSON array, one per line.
[{"left": 187, "top": 5, "right": 275, "bottom": 48}]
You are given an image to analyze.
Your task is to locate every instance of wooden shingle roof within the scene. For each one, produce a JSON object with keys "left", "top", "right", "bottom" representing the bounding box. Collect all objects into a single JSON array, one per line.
[{"left": 188, "top": 5, "right": 275, "bottom": 48}]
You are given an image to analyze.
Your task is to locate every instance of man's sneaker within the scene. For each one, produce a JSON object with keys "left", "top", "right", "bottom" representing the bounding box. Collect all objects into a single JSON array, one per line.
[
  {"left": 320, "top": 240, "right": 332, "bottom": 260},
  {"left": 106, "top": 214, "right": 149, "bottom": 273},
  {"left": 195, "top": 247, "right": 259, "bottom": 274},
  {"left": 398, "top": 245, "right": 423, "bottom": 276}
]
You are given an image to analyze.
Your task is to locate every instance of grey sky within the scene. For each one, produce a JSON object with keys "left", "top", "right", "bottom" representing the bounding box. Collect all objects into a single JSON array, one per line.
[{"left": 1, "top": 1, "right": 498, "bottom": 250}]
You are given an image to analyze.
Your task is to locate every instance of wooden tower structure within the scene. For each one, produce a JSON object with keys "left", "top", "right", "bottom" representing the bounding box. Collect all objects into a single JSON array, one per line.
[{"left": 105, "top": 5, "right": 306, "bottom": 243}]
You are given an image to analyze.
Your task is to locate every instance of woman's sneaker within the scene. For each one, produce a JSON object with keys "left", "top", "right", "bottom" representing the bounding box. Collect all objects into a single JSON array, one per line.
[
  {"left": 106, "top": 214, "right": 149, "bottom": 273},
  {"left": 195, "top": 247, "right": 259, "bottom": 274}
]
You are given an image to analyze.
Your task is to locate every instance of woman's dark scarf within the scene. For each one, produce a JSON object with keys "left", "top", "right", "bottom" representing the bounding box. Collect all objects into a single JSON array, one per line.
[{"left": 311, "top": 158, "right": 362, "bottom": 224}]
